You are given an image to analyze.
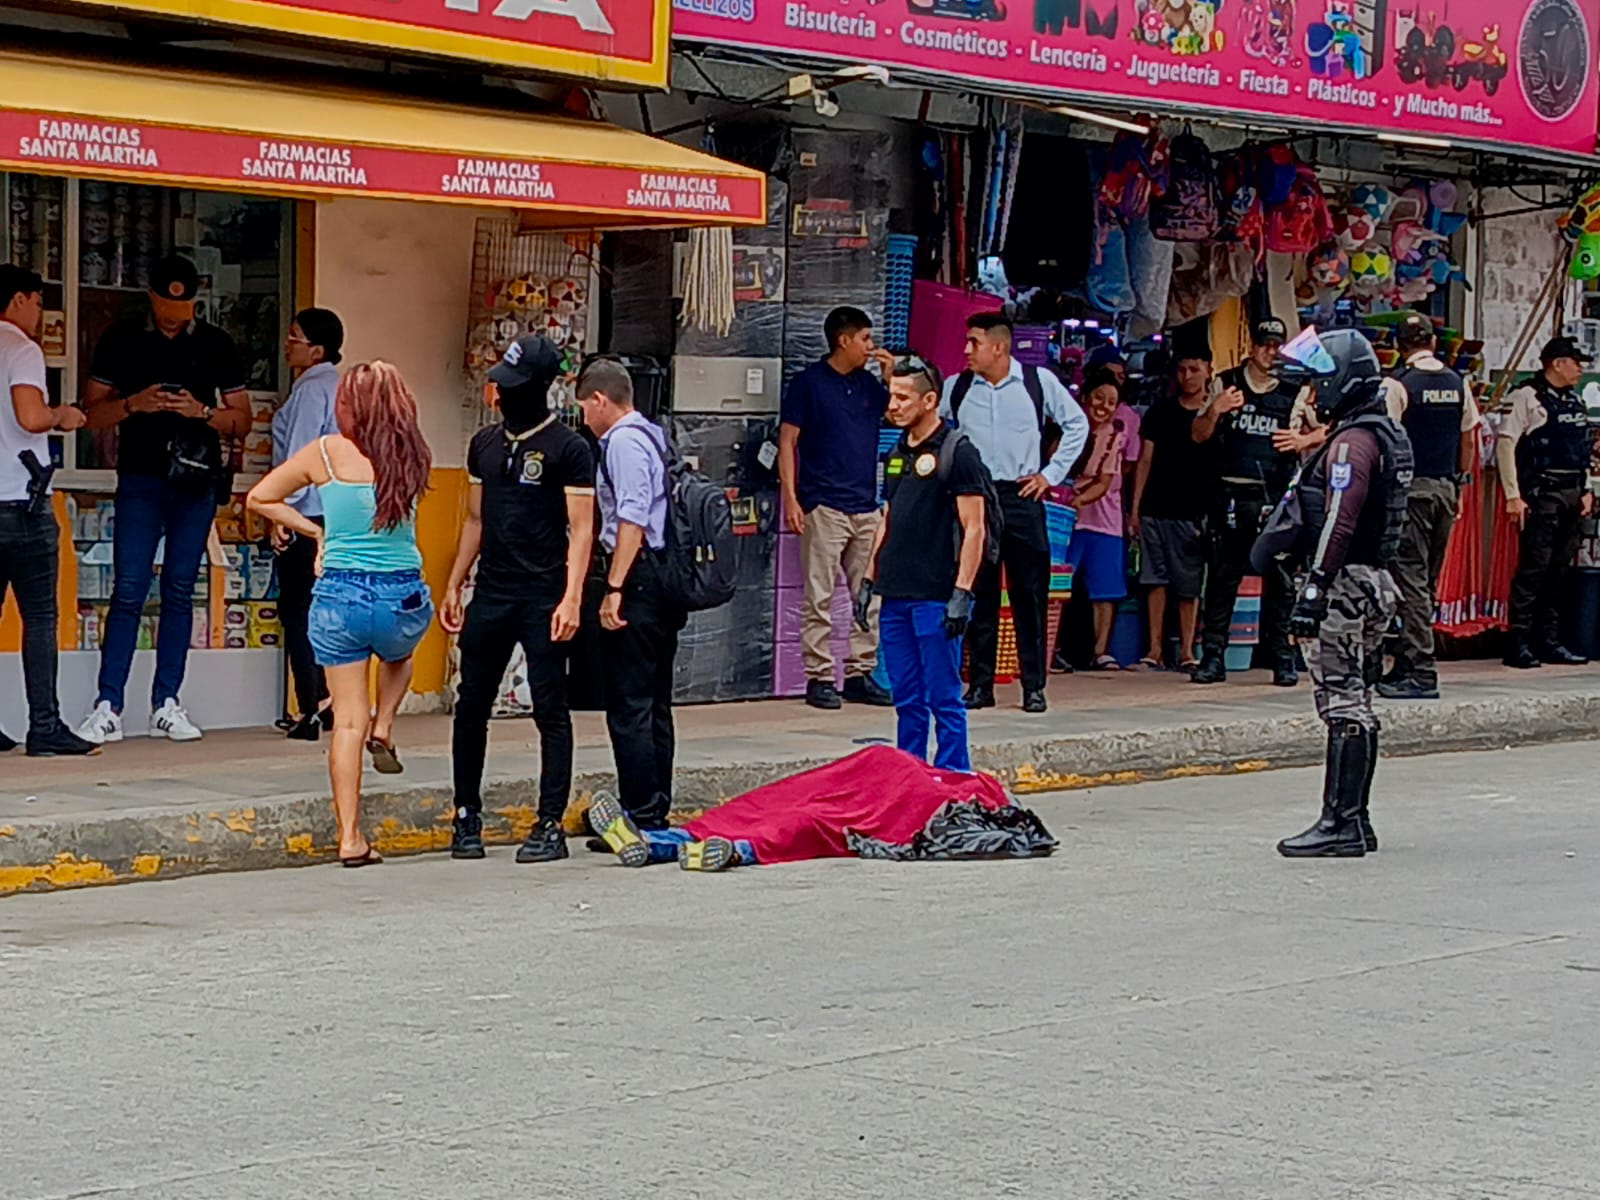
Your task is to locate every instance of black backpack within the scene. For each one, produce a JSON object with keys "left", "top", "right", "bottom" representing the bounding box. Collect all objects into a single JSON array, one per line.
[
  {"left": 601, "top": 430, "right": 738, "bottom": 613},
  {"left": 937, "top": 429, "right": 1004, "bottom": 568},
  {"left": 949, "top": 364, "right": 1059, "bottom": 470}
]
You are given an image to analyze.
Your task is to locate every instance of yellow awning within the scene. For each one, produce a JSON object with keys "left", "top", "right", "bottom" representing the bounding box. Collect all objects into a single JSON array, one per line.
[{"left": 0, "top": 52, "right": 766, "bottom": 228}]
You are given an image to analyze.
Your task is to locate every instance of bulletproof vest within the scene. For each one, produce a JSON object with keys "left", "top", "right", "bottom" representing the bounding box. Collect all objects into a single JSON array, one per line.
[
  {"left": 1298, "top": 412, "right": 1414, "bottom": 568},
  {"left": 1394, "top": 361, "right": 1467, "bottom": 478},
  {"left": 1217, "top": 367, "right": 1299, "bottom": 487},
  {"left": 1515, "top": 378, "right": 1589, "bottom": 481}
]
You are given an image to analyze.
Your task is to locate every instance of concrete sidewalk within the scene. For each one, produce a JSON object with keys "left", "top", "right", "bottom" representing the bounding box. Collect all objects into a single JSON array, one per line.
[{"left": 3, "top": 660, "right": 1598, "bottom": 894}]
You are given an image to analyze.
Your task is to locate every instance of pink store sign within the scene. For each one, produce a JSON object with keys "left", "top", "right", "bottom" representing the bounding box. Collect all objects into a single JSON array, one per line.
[{"left": 673, "top": 0, "right": 1600, "bottom": 159}]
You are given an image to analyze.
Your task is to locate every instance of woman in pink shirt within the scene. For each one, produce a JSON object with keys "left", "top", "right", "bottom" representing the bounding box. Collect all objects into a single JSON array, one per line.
[{"left": 1065, "top": 370, "right": 1129, "bottom": 669}]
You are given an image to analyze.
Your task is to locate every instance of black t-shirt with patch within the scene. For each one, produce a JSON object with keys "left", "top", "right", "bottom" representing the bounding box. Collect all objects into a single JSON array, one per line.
[
  {"left": 89, "top": 318, "right": 248, "bottom": 478},
  {"left": 467, "top": 418, "right": 596, "bottom": 600},
  {"left": 877, "top": 423, "right": 988, "bottom": 602}
]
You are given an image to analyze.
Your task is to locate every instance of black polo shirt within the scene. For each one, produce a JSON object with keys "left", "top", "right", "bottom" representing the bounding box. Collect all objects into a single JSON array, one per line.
[
  {"left": 466, "top": 417, "right": 596, "bottom": 601},
  {"left": 876, "top": 423, "right": 988, "bottom": 602},
  {"left": 89, "top": 317, "right": 247, "bottom": 478}
]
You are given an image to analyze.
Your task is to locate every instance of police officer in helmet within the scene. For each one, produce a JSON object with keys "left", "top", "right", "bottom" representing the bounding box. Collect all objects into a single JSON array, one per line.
[
  {"left": 1377, "top": 313, "right": 1481, "bottom": 701},
  {"left": 1496, "top": 336, "right": 1595, "bottom": 670},
  {"left": 1259, "top": 329, "right": 1413, "bottom": 858}
]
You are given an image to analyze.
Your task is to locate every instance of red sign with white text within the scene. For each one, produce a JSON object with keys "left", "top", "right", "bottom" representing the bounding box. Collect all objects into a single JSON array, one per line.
[
  {"left": 673, "top": 0, "right": 1600, "bottom": 159},
  {"left": 59, "top": 0, "right": 668, "bottom": 84},
  {"left": 0, "top": 109, "right": 766, "bottom": 224}
]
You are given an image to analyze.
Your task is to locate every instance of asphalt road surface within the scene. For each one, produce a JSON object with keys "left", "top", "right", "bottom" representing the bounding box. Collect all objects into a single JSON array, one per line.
[{"left": 5, "top": 743, "right": 1597, "bottom": 1200}]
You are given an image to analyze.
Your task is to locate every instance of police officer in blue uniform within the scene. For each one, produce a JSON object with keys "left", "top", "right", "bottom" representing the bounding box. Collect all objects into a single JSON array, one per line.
[
  {"left": 1377, "top": 313, "right": 1480, "bottom": 700},
  {"left": 1255, "top": 330, "right": 1413, "bottom": 858},
  {"left": 1496, "top": 336, "right": 1595, "bottom": 670},
  {"left": 856, "top": 356, "right": 990, "bottom": 772},
  {"left": 1192, "top": 319, "right": 1313, "bottom": 687}
]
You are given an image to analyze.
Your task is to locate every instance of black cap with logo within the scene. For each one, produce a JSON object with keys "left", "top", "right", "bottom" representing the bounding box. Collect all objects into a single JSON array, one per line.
[
  {"left": 1540, "top": 335, "right": 1594, "bottom": 366},
  {"left": 1253, "top": 318, "right": 1288, "bottom": 346},
  {"left": 488, "top": 333, "right": 563, "bottom": 391},
  {"left": 1396, "top": 312, "right": 1437, "bottom": 349},
  {"left": 148, "top": 255, "right": 200, "bottom": 303}
]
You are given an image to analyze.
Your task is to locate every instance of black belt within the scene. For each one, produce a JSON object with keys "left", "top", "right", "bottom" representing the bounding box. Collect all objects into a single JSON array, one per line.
[{"left": 0, "top": 499, "right": 36, "bottom": 509}]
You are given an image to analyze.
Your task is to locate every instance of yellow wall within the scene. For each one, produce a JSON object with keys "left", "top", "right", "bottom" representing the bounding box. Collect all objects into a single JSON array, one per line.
[{"left": 314, "top": 197, "right": 491, "bottom": 699}]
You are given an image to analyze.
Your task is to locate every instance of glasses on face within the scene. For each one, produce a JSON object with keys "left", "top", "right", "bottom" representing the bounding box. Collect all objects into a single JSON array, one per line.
[{"left": 285, "top": 334, "right": 310, "bottom": 348}]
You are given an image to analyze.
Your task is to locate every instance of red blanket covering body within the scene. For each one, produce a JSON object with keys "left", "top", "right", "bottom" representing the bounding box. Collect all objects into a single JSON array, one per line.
[{"left": 682, "top": 745, "right": 1011, "bottom": 865}]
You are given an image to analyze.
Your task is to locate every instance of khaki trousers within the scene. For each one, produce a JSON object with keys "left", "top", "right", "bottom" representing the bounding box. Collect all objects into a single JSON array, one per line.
[{"left": 801, "top": 505, "right": 882, "bottom": 682}]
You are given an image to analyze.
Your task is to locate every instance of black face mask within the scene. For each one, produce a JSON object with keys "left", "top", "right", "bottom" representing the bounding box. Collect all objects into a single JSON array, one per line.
[{"left": 497, "top": 381, "right": 554, "bottom": 432}]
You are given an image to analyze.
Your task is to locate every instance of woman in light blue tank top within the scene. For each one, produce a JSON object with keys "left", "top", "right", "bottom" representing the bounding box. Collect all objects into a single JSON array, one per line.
[{"left": 249, "top": 362, "right": 433, "bottom": 868}]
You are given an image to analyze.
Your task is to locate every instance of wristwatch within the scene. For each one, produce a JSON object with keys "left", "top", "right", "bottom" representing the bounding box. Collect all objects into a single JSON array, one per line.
[{"left": 605, "top": 582, "right": 625, "bottom": 594}]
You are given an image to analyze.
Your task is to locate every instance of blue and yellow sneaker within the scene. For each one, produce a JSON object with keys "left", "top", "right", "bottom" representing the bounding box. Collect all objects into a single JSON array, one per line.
[
  {"left": 587, "top": 791, "right": 649, "bottom": 868},
  {"left": 678, "top": 836, "right": 737, "bottom": 873}
]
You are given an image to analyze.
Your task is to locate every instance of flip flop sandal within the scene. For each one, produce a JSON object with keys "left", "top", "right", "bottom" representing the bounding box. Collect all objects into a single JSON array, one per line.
[
  {"left": 1137, "top": 657, "right": 1161, "bottom": 670},
  {"left": 1093, "top": 655, "right": 1123, "bottom": 671},
  {"left": 679, "top": 837, "right": 737, "bottom": 873},
  {"left": 1178, "top": 659, "right": 1202, "bottom": 674},
  {"left": 587, "top": 791, "right": 650, "bottom": 868},
  {"left": 340, "top": 845, "right": 383, "bottom": 868},
  {"left": 367, "top": 739, "right": 403, "bottom": 775}
]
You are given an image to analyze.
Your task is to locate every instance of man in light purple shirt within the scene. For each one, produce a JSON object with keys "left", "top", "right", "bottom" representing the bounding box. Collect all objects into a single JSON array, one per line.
[{"left": 579, "top": 359, "right": 682, "bottom": 832}]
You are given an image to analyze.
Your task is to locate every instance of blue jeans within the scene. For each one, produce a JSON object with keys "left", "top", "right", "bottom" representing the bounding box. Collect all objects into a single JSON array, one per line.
[
  {"left": 99, "top": 474, "right": 216, "bottom": 711},
  {"left": 880, "top": 598, "right": 971, "bottom": 772},
  {"left": 310, "top": 569, "right": 433, "bottom": 668}
]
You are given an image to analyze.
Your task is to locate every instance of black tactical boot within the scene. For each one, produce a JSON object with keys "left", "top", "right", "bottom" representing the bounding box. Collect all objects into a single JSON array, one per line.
[
  {"left": 1502, "top": 639, "right": 1542, "bottom": 669},
  {"left": 1272, "top": 650, "right": 1299, "bottom": 687},
  {"left": 1538, "top": 642, "right": 1589, "bottom": 666},
  {"left": 1358, "top": 725, "right": 1379, "bottom": 853},
  {"left": 1277, "top": 721, "right": 1369, "bottom": 858},
  {"left": 1189, "top": 649, "right": 1226, "bottom": 685}
]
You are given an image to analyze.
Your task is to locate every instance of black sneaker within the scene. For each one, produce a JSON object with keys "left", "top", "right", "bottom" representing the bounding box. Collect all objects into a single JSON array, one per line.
[
  {"left": 1502, "top": 642, "right": 1542, "bottom": 670},
  {"left": 805, "top": 681, "right": 843, "bottom": 710},
  {"left": 1539, "top": 643, "right": 1589, "bottom": 666},
  {"left": 516, "top": 818, "right": 569, "bottom": 864},
  {"left": 1272, "top": 654, "right": 1299, "bottom": 688},
  {"left": 24, "top": 725, "right": 98, "bottom": 757},
  {"left": 841, "top": 675, "right": 893, "bottom": 706},
  {"left": 1022, "top": 689, "right": 1048, "bottom": 714},
  {"left": 1377, "top": 676, "right": 1440, "bottom": 701},
  {"left": 1050, "top": 651, "right": 1075, "bottom": 675},
  {"left": 450, "top": 808, "right": 486, "bottom": 860},
  {"left": 963, "top": 686, "right": 996, "bottom": 710},
  {"left": 1189, "top": 652, "right": 1226, "bottom": 684}
]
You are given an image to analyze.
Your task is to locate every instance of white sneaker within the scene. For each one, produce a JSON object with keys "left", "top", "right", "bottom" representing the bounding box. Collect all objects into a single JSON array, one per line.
[
  {"left": 150, "top": 699, "right": 203, "bottom": 742},
  {"left": 76, "top": 701, "right": 123, "bottom": 745}
]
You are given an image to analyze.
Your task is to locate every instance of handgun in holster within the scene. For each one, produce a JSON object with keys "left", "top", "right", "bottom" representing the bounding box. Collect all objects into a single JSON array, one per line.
[{"left": 19, "top": 449, "right": 54, "bottom": 517}]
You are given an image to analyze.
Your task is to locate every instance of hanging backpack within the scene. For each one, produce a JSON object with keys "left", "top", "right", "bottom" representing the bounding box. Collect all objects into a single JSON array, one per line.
[
  {"left": 1150, "top": 130, "right": 1219, "bottom": 242},
  {"left": 1266, "top": 164, "right": 1334, "bottom": 255},
  {"left": 601, "top": 430, "right": 738, "bottom": 613},
  {"left": 1216, "top": 149, "right": 1265, "bottom": 249}
]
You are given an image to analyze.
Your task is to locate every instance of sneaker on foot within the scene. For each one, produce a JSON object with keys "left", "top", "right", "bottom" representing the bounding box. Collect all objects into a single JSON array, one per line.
[
  {"left": 1376, "top": 676, "right": 1440, "bottom": 701},
  {"left": 679, "top": 836, "right": 737, "bottom": 872},
  {"left": 804, "top": 680, "right": 843, "bottom": 710},
  {"left": 26, "top": 725, "right": 100, "bottom": 757},
  {"left": 451, "top": 808, "right": 486, "bottom": 860},
  {"left": 841, "top": 675, "right": 893, "bottom": 706},
  {"left": 150, "top": 700, "right": 202, "bottom": 742},
  {"left": 516, "top": 818, "right": 569, "bottom": 864},
  {"left": 587, "top": 791, "right": 649, "bottom": 867},
  {"left": 77, "top": 701, "right": 124, "bottom": 745}
]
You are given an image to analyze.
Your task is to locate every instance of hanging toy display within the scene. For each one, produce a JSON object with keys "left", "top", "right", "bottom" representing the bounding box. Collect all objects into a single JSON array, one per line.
[
  {"left": 1348, "top": 245, "right": 1395, "bottom": 297},
  {"left": 1308, "top": 240, "right": 1351, "bottom": 293},
  {"left": 1558, "top": 181, "right": 1600, "bottom": 280}
]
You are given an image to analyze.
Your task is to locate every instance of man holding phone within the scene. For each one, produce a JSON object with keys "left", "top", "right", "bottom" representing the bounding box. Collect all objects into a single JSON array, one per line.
[{"left": 76, "top": 255, "right": 252, "bottom": 744}]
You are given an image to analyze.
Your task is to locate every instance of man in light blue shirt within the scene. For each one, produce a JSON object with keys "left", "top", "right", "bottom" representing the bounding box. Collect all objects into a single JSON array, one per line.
[
  {"left": 579, "top": 358, "right": 680, "bottom": 833},
  {"left": 940, "top": 313, "right": 1087, "bottom": 715},
  {"left": 271, "top": 307, "right": 343, "bottom": 739}
]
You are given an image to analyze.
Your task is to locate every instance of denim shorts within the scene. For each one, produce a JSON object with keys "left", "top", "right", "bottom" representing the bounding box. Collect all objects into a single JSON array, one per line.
[{"left": 309, "top": 569, "right": 434, "bottom": 668}]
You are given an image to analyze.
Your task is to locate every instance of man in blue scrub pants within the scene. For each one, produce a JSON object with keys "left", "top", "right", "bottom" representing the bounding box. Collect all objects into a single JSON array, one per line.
[{"left": 856, "top": 357, "right": 990, "bottom": 772}]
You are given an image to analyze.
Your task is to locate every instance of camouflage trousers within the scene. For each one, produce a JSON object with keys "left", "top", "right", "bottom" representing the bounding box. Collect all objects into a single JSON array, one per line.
[{"left": 1305, "top": 564, "right": 1399, "bottom": 732}]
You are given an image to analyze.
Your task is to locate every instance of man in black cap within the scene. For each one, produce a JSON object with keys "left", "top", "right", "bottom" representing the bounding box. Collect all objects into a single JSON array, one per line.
[
  {"left": 1191, "top": 317, "right": 1315, "bottom": 687},
  {"left": 1377, "top": 313, "right": 1480, "bottom": 700},
  {"left": 1496, "top": 335, "right": 1595, "bottom": 669},
  {"left": 442, "top": 334, "right": 596, "bottom": 862},
  {"left": 77, "top": 255, "right": 252, "bottom": 746}
]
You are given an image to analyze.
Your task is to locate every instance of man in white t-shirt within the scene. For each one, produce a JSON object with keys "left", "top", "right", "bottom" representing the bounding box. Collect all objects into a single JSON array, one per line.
[{"left": 0, "top": 264, "right": 95, "bottom": 755}]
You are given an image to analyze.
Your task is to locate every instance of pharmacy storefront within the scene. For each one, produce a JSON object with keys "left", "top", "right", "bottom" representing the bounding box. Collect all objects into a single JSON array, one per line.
[{"left": 0, "top": 9, "right": 763, "bottom": 732}]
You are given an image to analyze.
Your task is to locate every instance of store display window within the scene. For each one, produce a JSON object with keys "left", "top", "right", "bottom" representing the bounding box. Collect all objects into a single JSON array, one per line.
[{"left": 2, "top": 172, "right": 295, "bottom": 654}]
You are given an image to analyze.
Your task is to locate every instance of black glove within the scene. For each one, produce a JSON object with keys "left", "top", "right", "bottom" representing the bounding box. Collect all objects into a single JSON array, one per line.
[
  {"left": 853, "top": 579, "right": 874, "bottom": 633},
  {"left": 943, "top": 587, "right": 976, "bottom": 639},
  {"left": 1289, "top": 573, "right": 1331, "bottom": 640}
]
